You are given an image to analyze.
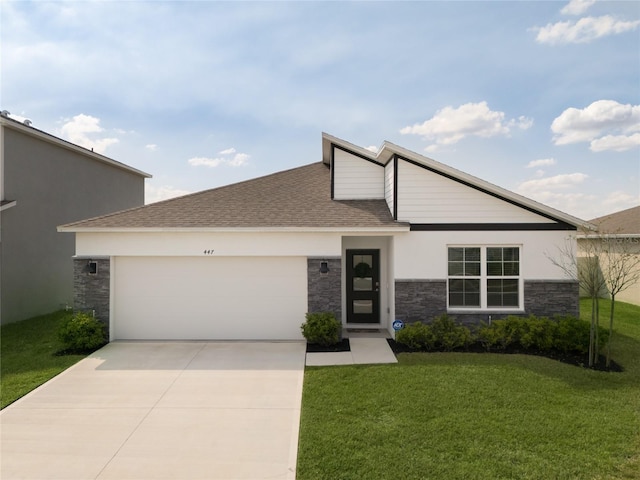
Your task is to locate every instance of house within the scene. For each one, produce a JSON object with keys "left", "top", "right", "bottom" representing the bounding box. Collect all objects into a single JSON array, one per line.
[
  {"left": 578, "top": 206, "right": 640, "bottom": 306},
  {"left": 58, "top": 133, "right": 590, "bottom": 340},
  {"left": 0, "top": 113, "right": 151, "bottom": 324}
]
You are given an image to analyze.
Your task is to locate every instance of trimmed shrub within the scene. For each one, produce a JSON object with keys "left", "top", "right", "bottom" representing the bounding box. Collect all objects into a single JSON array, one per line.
[
  {"left": 301, "top": 312, "right": 341, "bottom": 346},
  {"left": 395, "top": 322, "right": 436, "bottom": 350},
  {"left": 554, "top": 315, "right": 608, "bottom": 354},
  {"left": 520, "top": 316, "right": 556, "bottom": 351},
  {"left": 429, "top": 314, "right": 472, "bottom": 351},
  {"left": 57, "top": 312, "right": 106, "bottom": 352}
]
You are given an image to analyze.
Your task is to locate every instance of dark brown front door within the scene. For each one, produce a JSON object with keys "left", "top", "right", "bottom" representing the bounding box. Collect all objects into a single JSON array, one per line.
[{"left": 346, "top": 249, "right": 380, "bottom": 324}]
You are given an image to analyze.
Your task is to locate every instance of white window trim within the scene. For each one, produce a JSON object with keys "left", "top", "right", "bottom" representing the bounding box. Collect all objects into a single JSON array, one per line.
[{"left": 447, "top": 245, "right": 524, "bottom": 312}]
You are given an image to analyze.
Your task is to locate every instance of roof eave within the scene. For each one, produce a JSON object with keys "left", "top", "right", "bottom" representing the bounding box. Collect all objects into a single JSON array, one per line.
[{"left": 58, "top": 225, "right": 411, "bottom": 234}]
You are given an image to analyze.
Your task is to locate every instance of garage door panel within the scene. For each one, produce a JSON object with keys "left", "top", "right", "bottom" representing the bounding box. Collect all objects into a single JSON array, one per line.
[{"left": 114, "top": 257, "right": 307, "bottom": 340}]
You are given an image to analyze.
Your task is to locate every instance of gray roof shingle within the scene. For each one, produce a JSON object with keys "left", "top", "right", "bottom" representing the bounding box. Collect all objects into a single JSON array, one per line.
[
  {"left": 60, "top": 162, "right": 405, "bottom": 230},
  {"left": 589, "top": 205, "right": 640, "bottom": 235}
]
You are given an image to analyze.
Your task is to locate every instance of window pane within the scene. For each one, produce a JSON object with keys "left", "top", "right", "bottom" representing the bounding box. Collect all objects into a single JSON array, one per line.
[
  {"left": 353, "top": 255, "right": 372, "bottom": 278},
  {"left": 449, "top": 248, "right": 464, "bottom": 262},
  {"left": 448, "top": 262, "right": 464, "bottom": 276},
  {"left": 353, "top": 300, "right": 373, "bottom": 314},
  {"left": 487, "top": 279, "right": 519, "bottom": 307},
  {"left": 465, "top": 248, "right": 480, "bottom": 262},
  {"left": 353, "top": 277, "right": 372, "bottom": 291},
  {"left": 487, "top": 248, "right": 502, "bottom": 261},
  {"left": 466, "top": 262, "right": 481, "bottom": 276},
  {"left": 449, "top": 279, "right": 480, "bottom": 307},
  {"left": 503, "top": 248, "right": 519, "bottom": 261},
  {"left": 503, "top": 262, "right": 519, "bottom": 276},
  {"left": 487, "top": 262, "right": 503, "bottom": 276}
]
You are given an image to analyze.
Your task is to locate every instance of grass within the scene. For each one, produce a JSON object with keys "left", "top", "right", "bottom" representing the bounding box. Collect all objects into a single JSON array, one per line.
[
  {"left": 0, "top": 310, "right": 87, "bottom": 409},
  {"left": 297, "top": 299, "right": 640, "bottom": 480}
]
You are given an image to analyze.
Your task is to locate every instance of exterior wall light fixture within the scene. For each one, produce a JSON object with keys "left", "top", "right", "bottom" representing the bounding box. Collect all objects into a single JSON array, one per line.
[{"left": 319, "top": 261, "right": 330, "bottom": 274}]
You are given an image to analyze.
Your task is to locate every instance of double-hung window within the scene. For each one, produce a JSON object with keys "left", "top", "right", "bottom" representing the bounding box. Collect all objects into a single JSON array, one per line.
[{"left": 448, "top": 246, "right": 521, "bottom": 310}]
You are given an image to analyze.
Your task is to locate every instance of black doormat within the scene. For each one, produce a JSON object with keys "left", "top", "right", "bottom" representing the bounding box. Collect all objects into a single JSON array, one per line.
[{"left": 306, "top": 338, "right": 351, "bottom": 353}]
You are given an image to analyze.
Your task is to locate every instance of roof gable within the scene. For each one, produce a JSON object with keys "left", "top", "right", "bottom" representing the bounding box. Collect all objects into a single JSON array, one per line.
[{"left": 323, "top": 132, "right": 591, "bottom": 230}]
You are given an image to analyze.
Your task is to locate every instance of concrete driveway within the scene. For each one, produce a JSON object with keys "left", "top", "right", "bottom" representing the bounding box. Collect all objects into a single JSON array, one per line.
[{"left": 0, "top": 341, "right": 306, "bottom": 480}]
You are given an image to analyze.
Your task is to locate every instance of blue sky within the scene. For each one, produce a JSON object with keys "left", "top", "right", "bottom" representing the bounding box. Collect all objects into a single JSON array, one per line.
[{"left": 2, "top": 0, "right": 639, "bottom": 220}]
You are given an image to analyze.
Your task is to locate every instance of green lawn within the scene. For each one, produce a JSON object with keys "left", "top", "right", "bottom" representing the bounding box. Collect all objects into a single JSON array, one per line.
[
  {"left": 0, "top": 310, "right": 87, "bottom": 409},
  {"left": 297, "top": 299, "right": 640, "bottom": 480}
]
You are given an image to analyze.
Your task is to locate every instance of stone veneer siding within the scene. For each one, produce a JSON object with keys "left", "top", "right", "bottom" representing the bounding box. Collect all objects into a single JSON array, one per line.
[
  {"left": 73, "top": 258, "right": 110, "bottom": 330},
  {"left": 395, "top": 279, "right": 579, "bottom": 326},
  {"left": 524, "top": 280, "right": 579, "bottom": 318},
  {"left": 395, "top": 280, "right": 447, "bottom": 323},
  {"left": 307, "top": 257, "right": 341, "bottom": 320}
]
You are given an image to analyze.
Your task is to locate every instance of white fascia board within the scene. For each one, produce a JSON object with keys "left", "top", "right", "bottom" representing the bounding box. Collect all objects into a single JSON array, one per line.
[
  {"left": 577, "top": 233, "right": 640, "bottom": 239},
  {"left": 57, "top": 225, "right": 410, "bottom": 234},
  {"left": 322, "top": 132, "right": 381, "bottom": 165},
  {"left": 0, "top": 117, "right": 152, "bottom": 179}
]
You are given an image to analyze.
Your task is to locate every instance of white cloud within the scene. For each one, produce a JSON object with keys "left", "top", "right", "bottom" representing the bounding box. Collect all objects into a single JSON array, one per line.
[
  {"left": 516, "top": 173, "right": 594, "bottom": 218},
  {"left": 145, "top": 184, "right": 192, "bottom": 204},
  {"left": 589, "top": 133, "right": 640, "bottom": 152},
  {"left": 561, "top": 0, "right": 596, "bottom": 16},
  {"left": 517, "top": 173, "right": 589, "bottom": 195},
  {"left": 526, "top": 158, "right": 556, "bottom": 168},
  {"left": 145, "top": 144, "right": 157, "bottom": 151},
  {"left": 60, "top": 114, "right": 118, "bottom": 154},
  {"left": 188, "top": 147, "right": 250, "bottom": 168},
  {"left": 400, "top": 101, "right": 532, "bottom": 152},
  {"left": 534, "top": 15, "right": 640, "bottom": 45},
  {"left": 365, "top": 145, "right": 379, "bottom": 153},
  {"left": 188, "top": 156, "right": 224, "bottom": 168},
  {"left": 551, "top": 100, "right": 640, "bottom": 151},
  {"left": 601, "top": 190, "right": 640, "bottom": 212}
]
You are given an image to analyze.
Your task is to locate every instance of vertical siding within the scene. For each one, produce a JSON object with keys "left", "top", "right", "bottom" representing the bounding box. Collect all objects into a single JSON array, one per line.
[
  {"left": 333, "top": 148, "right": 384, "bottom": 199},
  {"left": 384, "top": 158, "right": 394, "bottom": 218},
  {"left": 396, "top": 159, "right": 554, "bottom": 224}
]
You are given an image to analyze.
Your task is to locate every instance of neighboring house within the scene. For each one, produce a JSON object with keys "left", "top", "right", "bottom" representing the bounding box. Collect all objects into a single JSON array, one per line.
[
  {"left": 578, "top": 206, "right": 640, "bottom": 306},
  {"left": 59, "top": 133, "right": 590, "bottom": 341},
  {"left": 0, "top": 114, "right": 151, "bottom": 324}
]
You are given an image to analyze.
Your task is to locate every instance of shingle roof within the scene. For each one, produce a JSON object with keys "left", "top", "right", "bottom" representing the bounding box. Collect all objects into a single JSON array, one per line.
[
  {"left": 589, "top": 206, "right": 640, "bottom": 235},
  {"left": 60, "top": 162, "right": 405, "bottom": 231}
]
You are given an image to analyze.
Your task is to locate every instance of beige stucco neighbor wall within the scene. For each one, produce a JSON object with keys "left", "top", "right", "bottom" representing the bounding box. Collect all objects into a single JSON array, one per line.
[{"left": 578, "top": 237, "right": 640, "bottom": 306}]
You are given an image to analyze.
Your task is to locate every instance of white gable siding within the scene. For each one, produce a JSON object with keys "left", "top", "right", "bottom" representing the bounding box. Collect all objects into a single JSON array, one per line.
[
  {"left": 333, "top": 148, "right": 384, "bottom": 200},
  {"left": 396, "top": 160, "right": 555, "bottom": 224},
  {"left": 384, "top": 158, "right": 394, "bottom": 216}
]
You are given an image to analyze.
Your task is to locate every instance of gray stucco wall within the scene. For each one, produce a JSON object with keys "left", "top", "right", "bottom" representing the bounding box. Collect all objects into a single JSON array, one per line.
[
  {"left": 307, "top": 257, "right": 342, "bottom": 321},
  {"left": 1, "top": 126, "right": 145, "bottom": 324}
]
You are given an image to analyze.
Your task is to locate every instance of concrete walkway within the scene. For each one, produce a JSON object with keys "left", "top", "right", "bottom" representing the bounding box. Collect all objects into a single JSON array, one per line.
[
  {"left": 305, "top": 330, "right": 398, "bottom": 366},
  {"left": 1, "top": 341, "right": 306, "bottom": 480}
]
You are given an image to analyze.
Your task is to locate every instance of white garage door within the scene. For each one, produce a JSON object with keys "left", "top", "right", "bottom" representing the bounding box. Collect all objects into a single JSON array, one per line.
[{"left": 113, "top": 256, "right": 308, "bottom": 340}]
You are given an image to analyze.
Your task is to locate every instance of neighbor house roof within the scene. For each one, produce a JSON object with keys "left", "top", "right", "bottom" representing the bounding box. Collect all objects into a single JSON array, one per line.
[
  {"left": 59, "top": 162, "right": 407, "bottom": 232},
  {"left": 0, "top": 115, "right": 151, "bottom": 179},
  {"left": 322, "top": 132, "right": 592, "bottom": 230},
  {"left": 589, "top": 206, "right": 640, "bottom": 236}
]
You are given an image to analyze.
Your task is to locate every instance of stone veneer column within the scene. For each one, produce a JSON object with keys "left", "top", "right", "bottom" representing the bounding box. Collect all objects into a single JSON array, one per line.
[
  {"left": 307, "top": 257, "right": 341, "bottom": 321},
  {"left": 73, "top": 257, "right": 110, "bottom": 330}
]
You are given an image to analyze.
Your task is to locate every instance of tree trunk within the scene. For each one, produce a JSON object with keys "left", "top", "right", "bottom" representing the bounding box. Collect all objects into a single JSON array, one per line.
[
  {"left": 589, "top": 295, "right": 597, "bottom": 367},
  {"left": 606, "top": 295, "right": 616, "bottom": 368}
]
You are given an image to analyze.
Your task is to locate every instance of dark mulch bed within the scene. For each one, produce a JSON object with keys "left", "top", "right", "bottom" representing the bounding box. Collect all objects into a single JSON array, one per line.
[
  {"left": 306, "top": 338, "right": 350, "bottom": 353},
  {"left": 387, "top": 339, "right": 624, "bottom": 372}
]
